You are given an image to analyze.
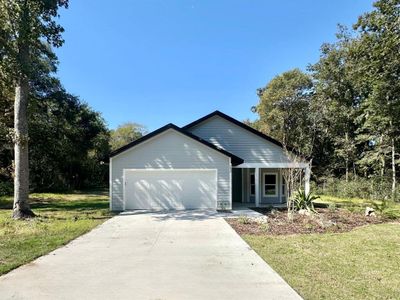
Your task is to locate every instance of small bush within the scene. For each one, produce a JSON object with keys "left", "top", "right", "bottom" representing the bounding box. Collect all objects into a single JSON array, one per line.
[
  {"left": 238, "top": 216, "right": 252, "bottom": 225},
  {"left": 293, "top": 190, "right": 319, "bottom": 212}
]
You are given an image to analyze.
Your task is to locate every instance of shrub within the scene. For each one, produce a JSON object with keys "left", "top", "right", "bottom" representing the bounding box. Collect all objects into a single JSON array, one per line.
[
  {"left": 293, "top": 190, "right": 319, "bottom": 212},
  {"left": 315, "top": 177, "right": 399, "bottom": 201},
  {"left": 238, "top": 216, "right": 252, "bottom": 225}
]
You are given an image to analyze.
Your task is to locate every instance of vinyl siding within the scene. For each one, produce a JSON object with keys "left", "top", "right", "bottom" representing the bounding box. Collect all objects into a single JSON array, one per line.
[
  {"left": 187, "top": 116, "right": 291, "bottom": 164},
  {"left": 110, "top": 129, "right": 231, "bottom": 211}
]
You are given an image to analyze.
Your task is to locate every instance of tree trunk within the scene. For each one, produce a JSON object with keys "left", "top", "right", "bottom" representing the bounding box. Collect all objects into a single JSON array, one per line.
[
  {"left": 380, "top": 135, "right": 385, "bottom": 177},
  {"left": 345, "top": 132, "right": 349, "bottom": 182},
  {"left": 13, "top": 77, "right": 34, "bottom": 219},
  {"left": 392, "top": 138, "right": 396, "bottom": 200}
]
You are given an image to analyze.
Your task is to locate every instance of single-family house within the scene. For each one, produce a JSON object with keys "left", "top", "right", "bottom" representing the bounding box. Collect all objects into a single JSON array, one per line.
[{"left": 109, "top": 111, "right": 310, "bottom": 211}]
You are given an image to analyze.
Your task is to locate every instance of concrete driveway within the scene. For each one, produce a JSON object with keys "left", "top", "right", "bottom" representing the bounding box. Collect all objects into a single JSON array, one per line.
[{"left": 0, "top": 210, "right": 301, "bottom": 300}]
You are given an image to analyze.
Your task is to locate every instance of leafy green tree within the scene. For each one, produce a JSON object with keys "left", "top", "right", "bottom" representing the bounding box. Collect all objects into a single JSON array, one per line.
[
  {"left": 255, "top": 69, "right": 315, "bottom": 155},
  {"left": 350, "top": 0, "right": 400, "bottom": 197},
  {"left": 0, "top": 0, "right": 68, "bottom": 218},
  {"left": 110, "top": 123, "right": 147, "bottom": 151},
  {"left": 309, "top": 28, "right": 360, "bottom": 181},
  {"left": 29, "top": 87, "right": 110, "bottom": 190}
]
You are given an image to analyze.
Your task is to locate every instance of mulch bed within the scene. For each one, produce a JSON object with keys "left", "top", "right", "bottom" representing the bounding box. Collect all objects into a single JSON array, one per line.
[{"left": 226, "top": 208, "right": 387, "bottom": 236}]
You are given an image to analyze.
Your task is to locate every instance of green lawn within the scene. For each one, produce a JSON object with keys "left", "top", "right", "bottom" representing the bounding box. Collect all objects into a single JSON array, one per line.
[
  {"left": 0, "top": 191, "right": 113, "bottom": 275},
  {"left": 244, "top": 224, "right": 400, "bottom": 300},
  {"left": 241, "top": 195, "right": 400, "bottom": 299}
]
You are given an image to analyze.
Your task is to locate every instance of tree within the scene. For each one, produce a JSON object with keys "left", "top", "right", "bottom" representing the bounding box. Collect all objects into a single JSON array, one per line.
[
  {"left": 29, "top": 87, "right": 110, "bottom": 191},
  {"left": 309, "top": 27, "right": 360, "bottom": 181},
  {"left": 0, "top": 0, "right": 68, "bottom": 218},
  {"left": 255, "top": 69, "right": 315, "bottom": 154},
  {"left": 110, "top": 123, "right": 147, "bottom": 151},
  {"left": 350, "top": 0, "right": 400, "bottom": 198}
]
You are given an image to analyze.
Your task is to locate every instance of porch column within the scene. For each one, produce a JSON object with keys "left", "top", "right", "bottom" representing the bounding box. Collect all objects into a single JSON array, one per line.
[
  {"left": 255, "top": 167, "right": 260, "bottom": 207},
  {"left": 304, "top": 165, "right": 311, "bottom": 195}
]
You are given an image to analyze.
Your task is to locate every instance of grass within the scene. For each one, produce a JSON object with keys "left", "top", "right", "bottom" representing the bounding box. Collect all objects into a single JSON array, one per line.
[
  {"left": 315, "top": 195, "right": 400, "bottom": 219},
  {"left": 239, "top": 195, "right": 400, "bottom": 299},
  {"left": 0, "top": 190, "right": 113, "bottom": 275},
  {"left": 244, "top": 224, "right": 400, "bottom": 300}
]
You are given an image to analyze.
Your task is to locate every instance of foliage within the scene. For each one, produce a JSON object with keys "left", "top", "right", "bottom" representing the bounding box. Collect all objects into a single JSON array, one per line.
[
  {"left": 0, "top": 181, "right": 13, "bottom": 196},
  {"left": 252, "top": 0, "right": 400, "bottom": 196},
  {"left": 0, "top": 84, "right": 111, "bottom": 192},
  {"left": 255, "top": 69, "right": 314, "bottom": 154},
  {"left": 0, "top": 190, "right": 112, "bottom": 275},
  {"left": 0, "top": 1, "right": 113, "bottom": 193},
  {"left": 293, "top": 190, "right": 319, "bottom": 212},
  {"left": 109, "top": 122, "right": 147, "bottom": 151},
  {"left": 316, "top": 177, "right": 399, "bottom": 202},
  {"left": 0, "top": 0, "right": 70, "bottom": 217},
  {"left": 237, "top": 215, "right": 252, "bottom": 225},
  {"left": 29, "top": 88, "right": 110, "bottom": 191}
]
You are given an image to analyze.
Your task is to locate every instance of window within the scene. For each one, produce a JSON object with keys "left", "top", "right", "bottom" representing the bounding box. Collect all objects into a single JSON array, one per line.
[
  {"left": 249, "top": 173, "right": 255, "bottom": 196},
  {"left": 263, "top": 173, "right": 277, "bottom": 197},
  {"left": 282, "top": 176, "right": 286, "bottom": 198}
]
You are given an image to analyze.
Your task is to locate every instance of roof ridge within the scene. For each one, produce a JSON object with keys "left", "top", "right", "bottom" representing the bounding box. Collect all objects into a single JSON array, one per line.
[{"left": 109, "top": 122, "right": 244, "bottom": 165}]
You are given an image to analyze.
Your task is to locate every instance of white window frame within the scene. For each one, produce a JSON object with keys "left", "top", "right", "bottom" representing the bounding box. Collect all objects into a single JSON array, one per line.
[
  {"left": 281, "top": 174, "right": 286, "bottom": 199},
  {"left": 263, "top": 172, "right": 278, "bottom": 197},
  {"left": 249, "top": 171, "right": 255, "bottom": 196}
]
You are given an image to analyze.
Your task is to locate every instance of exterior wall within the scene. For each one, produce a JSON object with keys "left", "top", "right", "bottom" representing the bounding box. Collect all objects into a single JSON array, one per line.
[
  {"left": 242, "top": 168, "right": 285, "bottom": 204},
  {"left": 187, "top": 116, "right": 291, "bottom": 164},
  {"left": 110, "top": 129, "right": 231, "bottom": 211}
]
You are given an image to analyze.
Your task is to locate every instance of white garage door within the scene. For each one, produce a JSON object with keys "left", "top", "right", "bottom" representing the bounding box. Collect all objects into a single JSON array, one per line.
[{"left": 124, "top": 169, "right": 217, "bottom": 210}]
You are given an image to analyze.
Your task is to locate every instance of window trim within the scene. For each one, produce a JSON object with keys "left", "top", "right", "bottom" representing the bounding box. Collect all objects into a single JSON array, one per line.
[
  {"left": 263, "top": 172, "right": 278, "bottom": 197},
  {"left": 281, "top": 174, "right": 286, "bottom": 199},
  {"left": 249, "top": 171, "right": 255, "bottom": 196}
]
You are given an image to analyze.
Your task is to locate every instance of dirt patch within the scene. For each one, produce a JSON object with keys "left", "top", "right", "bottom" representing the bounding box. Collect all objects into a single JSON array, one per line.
[{"left": 226, "top": 208, "right": 388, "bottom": 236}]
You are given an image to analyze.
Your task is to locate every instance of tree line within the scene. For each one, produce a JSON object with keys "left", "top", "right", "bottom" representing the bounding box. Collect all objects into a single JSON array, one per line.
[{"left": 251, "top": 0, "right": 399, "bottom": 200}]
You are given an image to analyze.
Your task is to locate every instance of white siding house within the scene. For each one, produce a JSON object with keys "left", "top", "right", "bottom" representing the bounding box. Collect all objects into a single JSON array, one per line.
[
  {"left": 109, "top": 111, "right": 310, "bottom": 211},
  {"left": 110, "top": 125, "right": 239, "bottom": 211}
]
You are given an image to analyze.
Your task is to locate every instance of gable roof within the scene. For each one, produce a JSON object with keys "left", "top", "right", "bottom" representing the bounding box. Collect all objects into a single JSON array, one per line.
[
  {"left": 183, "top": 110, "right": 287, "bottom": 149},
  {"left": 109, "top": 123, "right": 244, "bottom": 166}
]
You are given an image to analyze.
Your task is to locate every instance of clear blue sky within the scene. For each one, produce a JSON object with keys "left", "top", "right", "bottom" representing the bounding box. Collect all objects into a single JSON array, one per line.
[{"left": 55, "top": 0, "right": 374, "bottom": 131}]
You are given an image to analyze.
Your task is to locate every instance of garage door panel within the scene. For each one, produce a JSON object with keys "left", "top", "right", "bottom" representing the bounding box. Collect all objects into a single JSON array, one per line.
[{"left": 125, "top": 170, "right": 217, "bottom": 210}]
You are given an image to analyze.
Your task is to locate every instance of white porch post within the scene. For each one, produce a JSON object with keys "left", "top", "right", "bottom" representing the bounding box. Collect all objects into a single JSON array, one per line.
[
  {"left": 304, "top": 165, "right": 311, "bottom": 195},
  {"left": 255, "top": 167, "right": 260, "bottom": 207}
]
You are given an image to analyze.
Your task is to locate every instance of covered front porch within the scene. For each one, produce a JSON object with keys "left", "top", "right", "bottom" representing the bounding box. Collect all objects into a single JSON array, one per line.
[{"left": 232, "top": 163, "right": 310, "bottom": 207}]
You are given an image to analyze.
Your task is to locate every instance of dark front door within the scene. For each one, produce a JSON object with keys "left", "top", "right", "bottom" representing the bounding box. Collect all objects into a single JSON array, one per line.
[{"left": 232, "top": 168, "right": 242, "bottom": 203}]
